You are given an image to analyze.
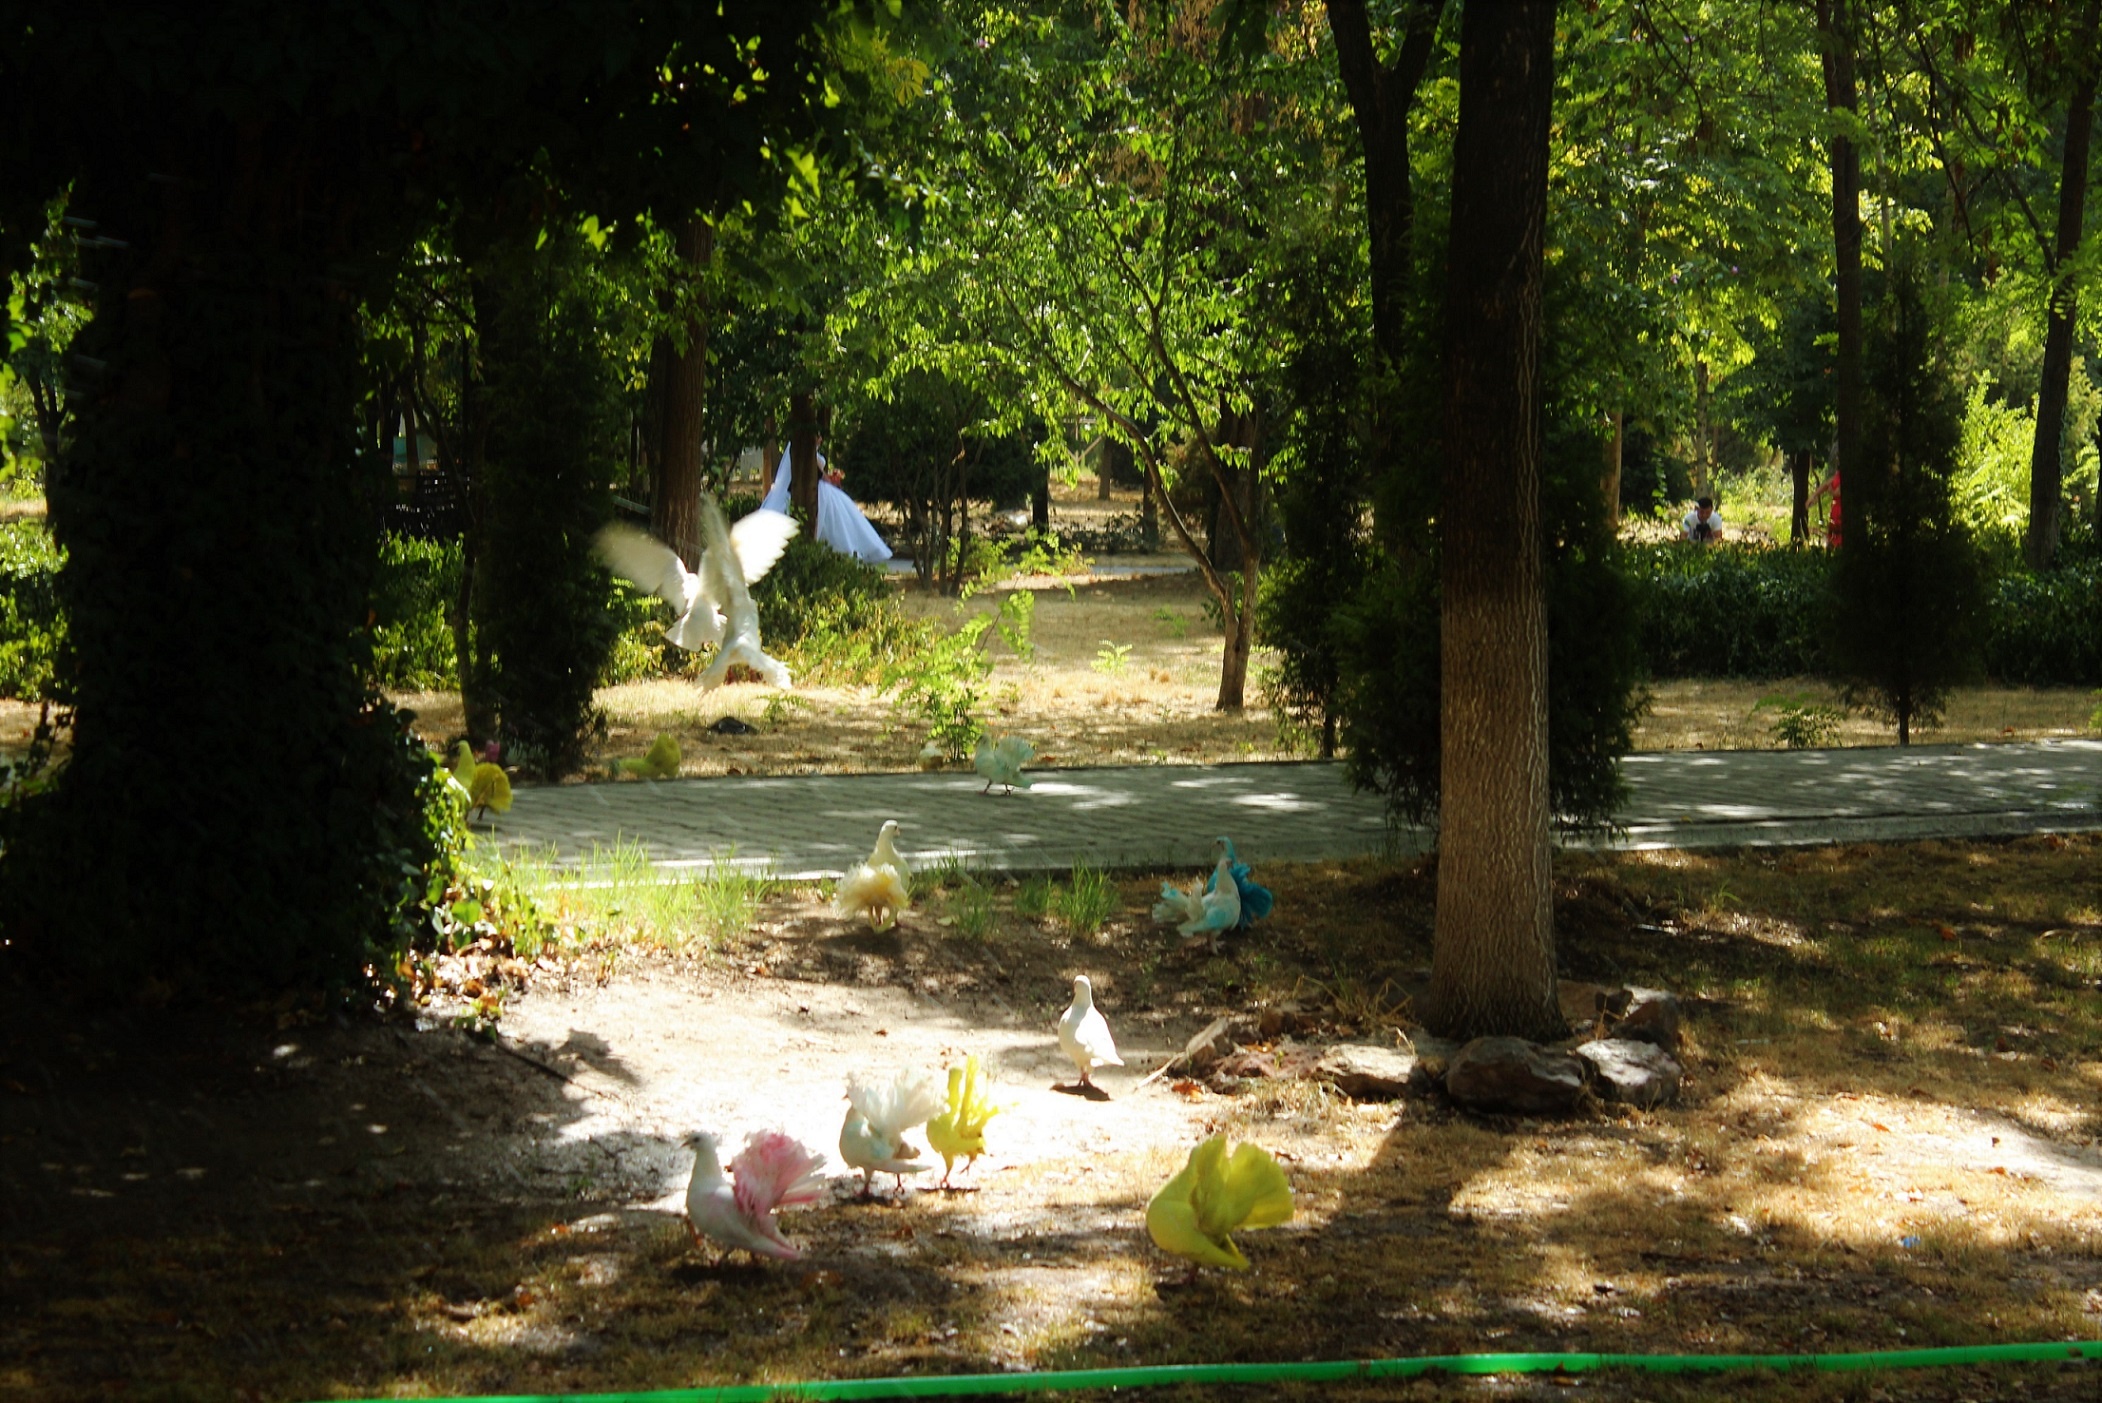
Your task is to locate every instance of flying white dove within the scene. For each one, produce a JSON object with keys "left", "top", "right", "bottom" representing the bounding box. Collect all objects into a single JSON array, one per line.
[
  {"left": 682, "top": 1129, "right": 827, "bottom": 1262},
  {"left": 834, "top": 819, "right": 911, "bottom": 931},
  {"left": 1151, "top": 837, "right": 1241, "bottom": 951},
  {"left": 973, "top": 734, "right": 1035, "bottom": 795},
  {"left": 839, "top": 1067, "right": 947, "bottom": 1197},
  {"left": 1056, "top": 974, "right": 1124, "bottom": 1089},
  {"left": 593, "top": 496, "right": 798, "bottom": 678},
  {"left": 693, "top": 492, "right": 795, "bottom": 690}
]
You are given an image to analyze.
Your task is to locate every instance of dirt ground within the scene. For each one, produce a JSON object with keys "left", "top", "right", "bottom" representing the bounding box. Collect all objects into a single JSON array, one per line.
[{"left": 4, "top": 839, "right": 2099, "bottom": 1402}]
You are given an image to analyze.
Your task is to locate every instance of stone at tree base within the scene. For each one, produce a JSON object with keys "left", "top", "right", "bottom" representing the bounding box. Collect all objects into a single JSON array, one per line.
[
  {"left": 1311, "top": 1044, "right": 1422, "bottom": 1100},
  {"left": 1444, "top": 1036, "right": 1589, "bottom": 1115},
  {"left": 1604, "top": 987, "right": 1683, "bottom": 1052},
  {"left": 1575, "top": 1038, "right": 1683, "bottom": 1108}
]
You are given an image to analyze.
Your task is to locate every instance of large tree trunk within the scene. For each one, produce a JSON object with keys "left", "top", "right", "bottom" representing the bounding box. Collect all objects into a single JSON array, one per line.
[
  {"left": 2027, "top": 1, "right": 2098, "bottom": 571},
  {"left": 787, "top": 386, "right": 819, "bottom": 535},
  {"left": 1819, "top": 0, "right": 1865, "bottom": 510},
  {"left": 1426, "top": 0, "right": 1562, "bottom": 1044},
  {"left": 652, "top": 218, "right": 712, "bottom": 567}
]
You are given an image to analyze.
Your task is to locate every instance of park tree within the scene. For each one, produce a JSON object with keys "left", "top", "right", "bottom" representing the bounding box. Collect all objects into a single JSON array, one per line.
[
  {"left": 0, "top": 1, "right": 864, "bottom": 994},
  {"left": 1423, "top": 0, "right": 1563, "bottom": 1042},
  {"left": 1830, "top": 261, "right": 1986, "bottom": 744}
]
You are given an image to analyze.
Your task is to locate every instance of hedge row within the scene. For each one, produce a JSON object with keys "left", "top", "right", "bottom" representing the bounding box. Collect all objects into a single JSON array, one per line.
[{"left": 1628, "top": 542, "right": 2099, "bottom": 686}]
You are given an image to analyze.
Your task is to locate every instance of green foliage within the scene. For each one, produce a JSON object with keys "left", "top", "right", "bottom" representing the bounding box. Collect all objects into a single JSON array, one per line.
[
  {"left": 1984, "top": 562, "right": 2102, "bottom": 686},
  {"left": 752, "top": 530, "right": 929, "bottom": 685},
  {"left": 1049, "top": 862, "right": 1116, "bottom": 934},
  {"left": 1337, "top": 402, "right": 1645, "bottom": 834},
  {"left": 1829, "top": 268, "right": 1987, "bottom": 744},
  {"left": 939, "top": 872, "right": 996, "bottom": 940},
  {"left": 473, "top": 236, "right": 625, "bottom": 777},
  {"left": 1954, "top": 377, "right": 2036, "bottom": 553},
  {"left": 0, "top": 518, "right": 65, "bottom": 700},
  {"left": 882, "top": 612, "right": 994, "bottom": 758},
  {"left": 1753, "top": 692, "right": 1843, "bottom": 749},
  {"left": 1629, "top": 544, "right": 1833, "bottom": 678},
  {"left": 1091, "top": 641, "right": 1132, "bottom": 675},
  {"left": 368, "top": 535, "right": 462, "bottom": 691}
]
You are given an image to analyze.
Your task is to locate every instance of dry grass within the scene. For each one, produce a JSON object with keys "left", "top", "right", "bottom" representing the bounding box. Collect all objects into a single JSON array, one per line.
[{"left": 5, "top": 836, "right": 2098, "bottom": 1401}]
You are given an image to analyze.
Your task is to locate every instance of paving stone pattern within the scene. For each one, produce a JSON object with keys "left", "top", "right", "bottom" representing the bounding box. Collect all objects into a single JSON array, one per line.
[{"left": 491, "top": 740, "right": 2100, "bottom": 877}]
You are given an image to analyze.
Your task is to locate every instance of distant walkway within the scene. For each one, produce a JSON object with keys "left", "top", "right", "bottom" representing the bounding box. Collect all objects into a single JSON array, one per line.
[{"left": 491, "top": 740, "right": 2100, "bottom": 877}]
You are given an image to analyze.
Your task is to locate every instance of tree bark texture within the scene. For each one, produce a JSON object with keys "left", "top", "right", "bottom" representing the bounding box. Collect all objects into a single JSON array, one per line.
[
  {"left": 2027, "top": 0, "right": 2098, "bottom": 570},
  {"left": 1601, "top": 409, "right": 1623, "bottom": 522},
  {"left": 788, "top": 386, "right": 819, "bottom": 534},
  {"left": 1819, "top": 0, "right": 1865, "bottom": 506},
  {"left": 1791, "top": 447, "right": 1812, "bottom": 543},
  {"left": 1427, "top": 0, "right": 1562, "bottom": 1044},
  {"left": 652, "top": 218, "right": 712, "bottom": 567}
]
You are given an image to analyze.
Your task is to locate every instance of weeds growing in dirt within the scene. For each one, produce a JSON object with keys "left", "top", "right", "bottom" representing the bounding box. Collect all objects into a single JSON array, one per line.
[
  {"left": 507, "top": 839, "right": 773, "bottom": 951},
  {"left": 1050, "top": 862, "right": 1117, "bottom": 933}
]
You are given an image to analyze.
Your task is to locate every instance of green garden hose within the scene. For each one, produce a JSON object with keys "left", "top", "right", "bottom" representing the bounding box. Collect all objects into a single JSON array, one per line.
[{"left": 318, "top": 1340, "right": 2098, "bottom": 1402}]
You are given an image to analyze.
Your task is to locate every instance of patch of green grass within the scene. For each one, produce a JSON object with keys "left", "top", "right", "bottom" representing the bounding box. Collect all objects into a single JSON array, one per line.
[
  {"left": 1014, "top": 874, "right": 1054, "bottom": 919},
  {"left": 1047, "top": 862, "right": 1116, "bottom": 933},
  {"left": 504, "top": 838, "right": 773, "bottom": 952},
  {"left": 940, "top": 873, "right": 997, "bottom": 940}
]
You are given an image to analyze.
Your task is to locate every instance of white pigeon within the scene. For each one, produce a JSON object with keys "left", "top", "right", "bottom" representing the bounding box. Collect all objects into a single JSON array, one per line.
[
  {"left": 693, "top": 492, "right": 795, "bottom": 690},
  {"left": 839, "top": 1067, "right": 948, "bottom": 1196},
  {"left": 682, "top": 1129, "right": 827, "bottom": 1262},
  {"left": 834, "top": 819, "right": 911, "bottom": 930},
  {"left": 1056, "top": 974, "right": 1124, "bottom": 1089},
  {"left": 973, "top": 734, "right": 1035, "bottom": 795},
  {"left": 593, "top": 497, "right": 798, "bottom": 673},
  {"left": 1151, "top": 838, "right": 1241, "bottom": 951}
]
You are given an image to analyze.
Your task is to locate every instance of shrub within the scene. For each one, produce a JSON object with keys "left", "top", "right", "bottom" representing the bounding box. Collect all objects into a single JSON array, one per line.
[
  {"left": 1829, "top": 266, "right": 1986, "bottom": 744},
  {"left": 0, "top": 519, "right": 65, "bottom": 700},
  {"left": 1628, "top": 544, "right": 1832, "bottom": 678},
  {"left": 368, "top": 534, "right": 462, "bottom": 690},
  {"left": 1985, "top": 562, "right": 2101, "bottom": 685}
]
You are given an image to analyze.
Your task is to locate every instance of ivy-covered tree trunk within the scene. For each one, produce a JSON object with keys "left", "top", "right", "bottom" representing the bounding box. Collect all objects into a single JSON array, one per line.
[
  {"left": 653, "top": 217, "right": 713, "bottom": 567},
  {"left": 472, "top": 238, "right": 621, "bottom": 778},
  {"left": 2, "top": 129, "right": 429, "bottom": 992},
  {"left": 1425, "top": 0, "right": 1563, "bottom": 1044},
  {"left": 2027, "top": 0, "right": 2098, "bottom": 571}
]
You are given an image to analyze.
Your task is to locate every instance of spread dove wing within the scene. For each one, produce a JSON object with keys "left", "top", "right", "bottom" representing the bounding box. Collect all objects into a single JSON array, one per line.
[
  {"left": 1146, "top": 1134, "right": 1294, "bottom": 1271},
  {"left": 1056, "top": 975, "right": 1123, "bottom": 1088},
  {"left": 594, "top": 504, "right": 798, "bottom": 663},
  {"left": 683, "top": 1129, "right": 826, "bottom": 1261},
  {"left": 973, "top": 735, "right": 1035, "bottom": 795},
  {"left": 834, "top": 819, "right": 911, "bottom": 931},
  {"left": 840, "top": 1067, "right": 947, "bottom": 1195},
  {"left": 925, "top": 1055, "right": 1003, "bottom": 1187},
  {"left": 693, "top": 492, "right": 796, "bottom": 691}
]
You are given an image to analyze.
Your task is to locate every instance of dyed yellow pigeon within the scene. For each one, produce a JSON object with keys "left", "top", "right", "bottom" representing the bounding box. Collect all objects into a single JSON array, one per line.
[
  {"left": 1145, "top": 1135, "right": 1294, "bottom": 1271},
  {"left": 618, "top": 732, "right": 681, "bottom": 779},
  {"left": 450, "top": 740, "right": 511, "bottom": 821},
  {"left": 925, "top": 1056, "right": 1003, "bottom": 1187}
]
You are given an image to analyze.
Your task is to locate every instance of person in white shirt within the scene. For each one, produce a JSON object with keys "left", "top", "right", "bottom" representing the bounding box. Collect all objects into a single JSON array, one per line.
[{"left": 1681, "top": 496, "right": 1725, "bottom": 544}]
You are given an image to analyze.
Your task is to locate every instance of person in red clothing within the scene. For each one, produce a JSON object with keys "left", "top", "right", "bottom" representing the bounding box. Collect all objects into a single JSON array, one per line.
[{"left": 1811, "top": 469, "right": 1842, "bottom": 547}]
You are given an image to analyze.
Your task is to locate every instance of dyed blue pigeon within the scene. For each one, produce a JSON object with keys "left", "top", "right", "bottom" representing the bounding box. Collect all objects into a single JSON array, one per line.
[
  {"left": 1152, "top": 838, "right": 1241, "bottom": 951},
  {"left": 1205, "top": 836, "right": 1273, "bottom": 930}
]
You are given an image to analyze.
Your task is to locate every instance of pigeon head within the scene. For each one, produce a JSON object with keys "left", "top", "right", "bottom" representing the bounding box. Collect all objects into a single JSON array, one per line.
[{"left": 1071, "top": 974, "right": 1093, "bottom": 1006}]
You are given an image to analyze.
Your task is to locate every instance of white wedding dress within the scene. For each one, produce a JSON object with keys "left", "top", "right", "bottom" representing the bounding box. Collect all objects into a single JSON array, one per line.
[{"left": 760, "top": 449, "right": 893, "bottom": 564}]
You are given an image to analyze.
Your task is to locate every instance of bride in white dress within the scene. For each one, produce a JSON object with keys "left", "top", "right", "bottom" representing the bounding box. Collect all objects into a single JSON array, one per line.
[{"left": 760, "top": 445, "right": 893, "bottom": 564}]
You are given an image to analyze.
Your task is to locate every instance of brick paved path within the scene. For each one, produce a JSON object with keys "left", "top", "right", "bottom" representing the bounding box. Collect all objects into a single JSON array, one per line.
[{"left": 490, "top": 740, "right": 2099, "bottom": 877}]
